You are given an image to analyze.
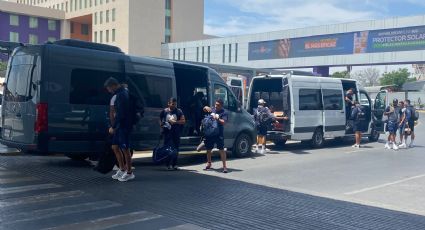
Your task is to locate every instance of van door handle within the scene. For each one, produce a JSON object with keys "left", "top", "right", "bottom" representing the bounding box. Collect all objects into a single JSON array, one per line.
[
  {"left": 16, "top": 113, "right": 21, "bottom": 117},
  {"left": 340, "top": 111, "right": 345, "bottom": 113}
]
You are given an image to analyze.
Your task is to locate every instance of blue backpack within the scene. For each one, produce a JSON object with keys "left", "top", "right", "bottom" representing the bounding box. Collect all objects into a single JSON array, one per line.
[{"left": 202, "top": 115, "right": 219, "bottom": 137}]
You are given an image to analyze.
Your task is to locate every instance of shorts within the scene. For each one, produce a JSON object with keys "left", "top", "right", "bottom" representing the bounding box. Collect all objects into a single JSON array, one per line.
[
  {"left": 408, "top": 121, "right": 415, "bottom": 132},
  {"left": 353, "top": 121, "right": 367, "bottom": 132},
  {"left": 112, "top": 128, "right": 130, "bottom": 149},
  {"left": 256, "top": 125, "right": 268, "bottom": 136},
  {"left": 386, "top": 121, "right": 398, "bottom": 134},
  {"left": 204, "top": 135, "right": 224, "bottom": 150},
  {"left": 399, "top": 122, "right": 406, "bottom": 135}
]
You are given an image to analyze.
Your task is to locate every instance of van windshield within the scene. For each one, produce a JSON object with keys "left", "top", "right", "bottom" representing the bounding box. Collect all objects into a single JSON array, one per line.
[{"left": 4, "top": 54, "right": 36, "bottom": 102}]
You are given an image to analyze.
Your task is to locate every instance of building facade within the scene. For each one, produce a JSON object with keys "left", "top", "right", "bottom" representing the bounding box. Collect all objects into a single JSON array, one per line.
[
  {"left": 14, "top": 0, "right": 206, "bottom": 57},
  {"left": 162, "top": 14, "right": 425, "bottom": 76}
]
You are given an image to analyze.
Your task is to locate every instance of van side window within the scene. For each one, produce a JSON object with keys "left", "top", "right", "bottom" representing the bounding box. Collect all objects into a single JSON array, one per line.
[
  {"left": 127, "top": 74, "right": 172, "bottom": 108},
  {"left": 70, "top": 69, "right": 122, "bottom": 105},
  {"left": 4, "top": 55, "right": 35, "bottom": 102},
  {"left": 299, "top": 89, "right": 322, "bottom": 110},
  {"left": 323, "top": 89, "right": 343, "bottom": 110},
  {"left": 213, "top": 84, "right": 229, "bottom": 108},
  {"left": 227, "top": 89, "right": 238, "bottom": 111}
]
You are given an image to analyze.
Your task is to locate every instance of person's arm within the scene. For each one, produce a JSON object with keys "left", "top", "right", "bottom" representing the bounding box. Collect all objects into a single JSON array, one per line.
[
  {"left": 109, "top": 106, "right": 115, "bottom": 128},
  {"left": 203, "top": 106, "right": 212, "bottom": 113},
  {"left": 217, "top": 112, "right": 228, "bottom": 125}
]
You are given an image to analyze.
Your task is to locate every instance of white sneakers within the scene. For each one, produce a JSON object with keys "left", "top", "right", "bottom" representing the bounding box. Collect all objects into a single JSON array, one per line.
[
  {"left": 352, "top": 144, "right": 360, "bottom": 148},
  {"left": 112, "top": 170, "right": 135, "bottom": 182},
  {"left": 392, "top": 143, "right": 399, "bottom": 150},
  {"left": 384, "top": 143, "right": 391, "bottom": 149},
  {"left": 398, "top": 143, "right": 407, "bottom": 149}
]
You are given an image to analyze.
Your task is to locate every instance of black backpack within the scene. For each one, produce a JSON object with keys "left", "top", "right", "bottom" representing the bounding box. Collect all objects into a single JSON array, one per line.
[
  {"left": 411, "top": 106, "right": 419, "bottom": 121},
  {"left": 129, "top": 94, "right": 144, "bottom": 126},
  {"left": 356, "top": 107, "right": 366, "bottom": 121},
  {"left": 256, "top": 109, "right": 271, "bottom": 127}
]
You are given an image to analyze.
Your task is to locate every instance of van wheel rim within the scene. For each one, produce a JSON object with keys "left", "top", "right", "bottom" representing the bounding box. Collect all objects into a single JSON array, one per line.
[
  {"left": 238, "top": 137, "right": 249, "bottom": 154},
  {"left": 315, "top": 132, "right": 323, "bottom": 145}
]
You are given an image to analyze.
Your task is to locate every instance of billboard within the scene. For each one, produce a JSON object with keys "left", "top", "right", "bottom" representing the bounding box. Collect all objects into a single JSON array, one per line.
[{"left": 248, "top": 25, "right": 425, "bottom": 61}]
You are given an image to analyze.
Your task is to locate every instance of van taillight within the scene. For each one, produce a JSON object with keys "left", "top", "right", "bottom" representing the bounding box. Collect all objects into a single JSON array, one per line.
[{"left": 35, "top": 103, "right": 48, "bottom": 133}]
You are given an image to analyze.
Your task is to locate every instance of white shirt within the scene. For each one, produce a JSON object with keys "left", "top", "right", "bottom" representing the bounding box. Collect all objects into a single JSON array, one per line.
[{"left": 110, "top": 95, "right": 116, "bottom": 106}]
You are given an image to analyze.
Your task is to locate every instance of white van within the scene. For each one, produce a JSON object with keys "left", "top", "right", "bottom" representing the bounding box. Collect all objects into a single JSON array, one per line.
[{"left": 246, "top": 71, "right": 381, "bottom": 148}]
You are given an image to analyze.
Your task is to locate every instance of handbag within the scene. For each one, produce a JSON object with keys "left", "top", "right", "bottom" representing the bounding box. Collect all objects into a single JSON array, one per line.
[
  {"left": 152, "top": 135, "right": 177, "bottom": 164},
  {"left": 404, "top": 123, "right": 412, "bottom": 136}
]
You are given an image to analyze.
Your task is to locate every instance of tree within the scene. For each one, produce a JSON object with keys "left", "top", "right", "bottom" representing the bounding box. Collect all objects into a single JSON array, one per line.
[
  {"left": 351, "top": 68, "right": 380, "bottom": 87},
  {"left": 331, "top": 70, "right": 349, "bottom": 78},
  {"left": 379, "top": 68, "right": 415, "bottom": 89},
  {"left": 0, "top": 61, "right": 7, "bottom": 71}
]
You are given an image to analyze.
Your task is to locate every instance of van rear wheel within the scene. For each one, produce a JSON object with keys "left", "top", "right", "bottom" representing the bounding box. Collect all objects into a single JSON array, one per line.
[
  {"left": 232, "top": 133, "right": 252, "bottom": 158},
  {"left": 311, "top": 128, "right": 324, "bottom": 148},
  {"left": 65, "top": 153, "right": 89, "bottom": 161}
]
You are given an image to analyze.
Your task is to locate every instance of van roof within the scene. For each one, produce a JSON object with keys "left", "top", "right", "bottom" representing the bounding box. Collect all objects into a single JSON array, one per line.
[{"left": 254, "top": 73, "right": 357, "bottom": 83}]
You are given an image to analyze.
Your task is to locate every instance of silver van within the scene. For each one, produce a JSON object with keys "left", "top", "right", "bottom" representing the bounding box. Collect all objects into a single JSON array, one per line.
[{"left": 0, "top": 40, "right": 255, "bottom": 159}]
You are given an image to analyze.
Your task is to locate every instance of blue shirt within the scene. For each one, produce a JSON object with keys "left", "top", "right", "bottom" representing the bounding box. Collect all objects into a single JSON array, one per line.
[{"left": 212, "top": 108, "right": 228, "bottom": 137}]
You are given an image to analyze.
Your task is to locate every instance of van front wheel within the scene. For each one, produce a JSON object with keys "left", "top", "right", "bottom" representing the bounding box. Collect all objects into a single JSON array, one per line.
[
  {"left": 232, "top": 133, "right": 252, "bottom": 158},
  {"left": 311, "top": 128, "right": 324, "bottom": 148}
]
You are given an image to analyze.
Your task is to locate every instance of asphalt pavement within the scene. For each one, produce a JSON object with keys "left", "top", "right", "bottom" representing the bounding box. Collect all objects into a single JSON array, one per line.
[{"left": 1, "top": 116, "right": 425, "bottom": 229}]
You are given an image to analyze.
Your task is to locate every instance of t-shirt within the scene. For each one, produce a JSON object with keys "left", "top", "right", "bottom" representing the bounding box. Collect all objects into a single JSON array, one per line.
[
  {"left": 385, "top": 105, "right": 400, "bottom": 123},
  {"left": 113, "top": 87, "right": 131, "bottom": 130},
  {"left": 406, "top": 106, "right": 414, "bottom": 122},
  {"left": 212, "top": 108, "right": 228, "bottom": 137},
  {"left": 254, "top": 106, "right": 274, "bottom": 126},
  {"left": 110, "top": 95, "right": 116, "bottom": 106},
  {"left": 345, "top": 94, "right": 353, "bottom": 108},
  {"left": 160, "top": 108, "right": 184, "bottom": 134}
]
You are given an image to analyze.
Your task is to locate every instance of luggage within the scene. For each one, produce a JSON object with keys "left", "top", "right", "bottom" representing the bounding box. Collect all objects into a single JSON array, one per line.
[
  {"left": 94, "top": 148, "right": 117, "bottom": 174},
  {"left": 152, "top": 136, "right": 177, "bottom": 164}
]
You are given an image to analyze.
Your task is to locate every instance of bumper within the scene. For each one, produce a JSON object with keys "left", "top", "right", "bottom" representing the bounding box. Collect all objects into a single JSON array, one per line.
[
  {"left": 0, "top": 138, "right": 37, "bottom": 151},
  {"left": 267, "top": 131, "right": 291, "bottom": 141}
]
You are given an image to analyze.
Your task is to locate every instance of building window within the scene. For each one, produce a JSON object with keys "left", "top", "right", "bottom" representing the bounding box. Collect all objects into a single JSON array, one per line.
[
  {"left": 81, "top": 24, "right": 89, "bottom": 35},
  {"left": 70, "top": 0, "right": 73, "bottom": 11},
  {"left": 196, "top": 47, "right": 199, "bottom": 62},
  {"left": 165, "top": 36, "right": 171, "bottom": 43},
  {"left": 165, "top": 16, "right": 171, "bottom": 30},
  {"left": 66, "top": 1, "right": 68, "bottom": 12},
  {"left": 112, "top": 29, "right": 115, "bottom": 42},
  {"left": 29, "top": 34, "right": 38, "bottom": 45},
  {"left": 94, "top": 12, "right": 97, "bottom": 25},
  {"left": 208, "top": 46, "right": 210, "bottom": 63},
  {"left": 29, "top": 17, "right": 38, "bottom": 28},
  {"left": 89, "top": 0, "right": 92, "bottom": 7},
  {"left": 10, "top": 15, "right": 19, "bottom": 26},
  {"left": 94, "top": 31, "right": 97, "bottom": 42},
  {"left": 79, "top": 0, "right": 82, "bottom": 9},
  {"left": 222, "top": 44, "right": 225, "bottom": 63},
  {"left": 61, "top": 3, "right": 64, "bottom": 10},
  {"left": 75, "top": 0, "right": 78, "bottom": 11},
  {"left": 100, "top": 11, "right": 103, "bottom": 24},
  {"left": 228, "top": 44, "right": 232, "bottom": 63},
  {"left": 106, "top": 10, "right": 109, "bottom": 23},
  {"left": 100, "top": 31, "right": 103, "bottom": 43},
  {"left": 183, "top": 48, "right": 186, "bottom": 61},
  {"left": 9, "top": 32, "right": 19, "bottom": 42},
  {"left": 165, "top": 0, "right": 171, "bottom": 10},
  {"left": 172, "top": 49, "right": 175, "bottom": 60},
  {"left": 100, "top": 0, "right": 103, "bottom": 4},
  {"left": 202, "top": 46, "right": 204, "bottom": 63},
  {"left": 48, "top": 20, "right": 56, "bottom": 31},
  {"left": 112, "top": 8, "right": 116, "bottom": 21},
  {"left": 48, "top": 37, "right": 56, "bottom": 42},
  {"left": 178, "top": 48, "right": 180, "bottom": 60},
  {"left": 95, "top": 0, "right": 97, "bottom": 6},
  {"left": 235, "top": 43, "right": 238, "bottom": 63},
  {"left": 84, "top": 0, "right": 87, "bottom": 8},
  {"left": 106, "top": 30, "right": 109, "bottom": 42}
]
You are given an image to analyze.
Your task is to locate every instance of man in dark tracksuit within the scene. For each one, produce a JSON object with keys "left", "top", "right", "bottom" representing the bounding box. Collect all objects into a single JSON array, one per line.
[{"left": 104, "top": 78, "right": 135, "bottom": 182}]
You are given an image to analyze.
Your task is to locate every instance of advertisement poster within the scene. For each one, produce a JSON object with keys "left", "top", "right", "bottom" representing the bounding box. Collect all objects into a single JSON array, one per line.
[{"left": 248, "top": 25, "right": 425, "bottom": 61}]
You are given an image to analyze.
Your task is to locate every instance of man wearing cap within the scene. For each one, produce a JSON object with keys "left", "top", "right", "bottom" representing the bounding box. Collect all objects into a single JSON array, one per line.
[
  {"left": 384, "top": 99, "right": 401, "bottom": 150},
  {"left": 253, "top": 99, "right": 276, "bottom": 154}
]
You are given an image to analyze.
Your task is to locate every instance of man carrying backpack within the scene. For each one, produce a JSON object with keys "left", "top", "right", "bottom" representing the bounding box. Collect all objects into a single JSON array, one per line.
[
  {"left": 405, "top": 99, "right": 417, "bottom": 148},
  {"left": 160, "top": 97, "right": 186, "bottom": 170},
  {"left": 351, "top": 101, "right": 367, "bottom": 148},
  {"left": 104, "top": 78, "right": 135, "bottom": 182},
  {"left": 254, "top": 99, "right": 276, "bottom": 154},
  {"left": 384, "top": 99, "right": 400, "bottom": 150},
  {"left": 203, "top": 99, "right": 229, "bottom": 173}
]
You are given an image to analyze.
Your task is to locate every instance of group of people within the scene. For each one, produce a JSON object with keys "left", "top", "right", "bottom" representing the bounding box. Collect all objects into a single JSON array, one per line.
[
  {"left": 104, "top": 77, "right": 230, "bottom": 182},
  {"left": 384, "top": 99, "right": 416, "bottom": 150}
]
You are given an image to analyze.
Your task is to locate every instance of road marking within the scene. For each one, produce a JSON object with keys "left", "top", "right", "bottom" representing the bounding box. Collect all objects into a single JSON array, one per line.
[
  {"left": 1, "top": 200, "right": 121, "bottom": 225},
  {"left": 345, "top": 174, "right": 425, "bottom": 195},
  {"left": 0, "top": 183, "right": 62, "bottom": 195},
  {"left": 44, "top": 211, "right": 162, "bottom": 230},
  {"left": 0, "top": 171, "right": 19, "bottom": 176},
  {"left": 0, "top": 190, "right": 85, "bottom": 208},
  {"left": 0, "top": 177, "right": 39, "bottom": 185},
  {"left": 161, "top": 224, "right": 210, "bottom": 230}
]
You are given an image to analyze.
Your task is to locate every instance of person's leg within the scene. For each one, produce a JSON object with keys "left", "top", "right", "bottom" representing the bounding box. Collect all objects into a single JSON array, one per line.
[
  {"left": 260, "top": 135, "right": 266, "bottom": 153},
  {"left": 112, "top": 145, "right": 125, "bottom": 170},
  {"left": 206, "top": 150, "right": 212, "bottom": 169},
  {"left": 219, "top": 150, "right": 227, "bottom": 172},
  {"left": 355, "top": 132, "right": 360, "bottom": 145},
  {"left": 171, "top": 134, "right": 180, "bottom": 168},
  {"left": 122, "top": 148, "right": 132, "bottom": 173}
]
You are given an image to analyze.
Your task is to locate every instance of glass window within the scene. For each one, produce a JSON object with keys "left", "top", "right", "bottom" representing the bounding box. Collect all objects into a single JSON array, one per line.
[
  {"left": 106, "top": 10, "right": 109, "bottom": 23},
  {"left": 127, "top": 75, "right": 172, "bottom": 108},
  {"left": 48, "top": 37, "right": 56, "bottom": 42},
  {"left": 94, "top": 31, "right": 97, "bottom": 42},
  {"left": 4, "top": 55, "right": 35, "bottom": 102},
  {"left": 70, "top": 69, "right": 122, "bottom": 105},
  {"left": 29, "top": 34, "right": 38, "bottom": 45},
  {"left": 165, "top": 35, "right": 171, "bottom": 43},
  {"left": 360, "top": 92, "right": 371, "bottom": 107},
  {"left": 196, "top": 47, "right": 199, "bottom": 62},
  {"left": 374, "top": 91, "right": 386, "bottom": 110},
  {"left": 227, "top": 89, "right": 238, "bottom": 111},
  {"left": 235, "top": 43, "right": 238, "bottom": 63},
  {"left": 112, "top": 29, "right": 115, "bottom": 42},
  {"left": 165, "top": 16, "right": 171, "bottom": 29},
  {"left": 299, "top": 89, "right": 322, "bottom": 110},
  {"left": 9, "top": 32, "right": 19, "bottom": 42},
  {"left": 112, "top": 8, "right": 116, "bottom": 21},
  {"left": 106, "top": 30, "right": 109, "bottom": 43},
  {"left": 94, "top": 12, "right": 97, "bottom": 25},
  {"left": 202, "top": 46, "right": 204, "bottom": 62},
  {"left": 29, "top": 17, "right": 38, "bottom": 28},
  {"left": 165, "top": 0, "right": 171, "bottom": 10},
  {"left": 213, "top": 84, "right": 229, "bottom": 109},
  {"left": 323, "top": 89, "right": 343, "bottom": 110},
  {"left": 79, "top": 0, "right": 82, "bottom": 9},
  {"left": 81, "top": 24, "right": 89, "bottom": 35},
  {"left": 70, "top": 0, "right": 73, "bottom": 11},
  {"left": 48, "top": 20, "right": 56, "bottom": 31},
  {"left": 100, "top": 11, "right": 103, "bottom": 24},
  {"left": 222, "top": 44, "right": 225, "bottom": 63},
  {"left": 84, "top": 0, "right": 87, "bottom": 8},
  {"left": 207, "top": 46, "right": 210, "bottom": 63},
  {"left": 99, "top": 30, "right": 103, "bottom": 43},
  {"left": 10, "top": 15, "right": 19, "bottom": 26},
  {"left": 228, "top": 44, "right": 232, "bottom": 63}
]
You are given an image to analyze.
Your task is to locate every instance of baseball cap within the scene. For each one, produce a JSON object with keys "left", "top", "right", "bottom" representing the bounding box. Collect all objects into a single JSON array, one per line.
[{"left": 258, "top": 99, "right": 266, "bottom": 105}]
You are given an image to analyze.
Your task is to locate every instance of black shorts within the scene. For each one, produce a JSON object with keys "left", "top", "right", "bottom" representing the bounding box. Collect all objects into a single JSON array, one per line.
[
  {"left": 205, "top": 135, "right": 224, "bottom": 150},
  {"left": 256, "top": 125, "right": 268, "bottom": 136},
  {"left": 353, "top": 121, "right": 367, "bottom": 132},
  {"left": 112, "top": 128, "right": 130, "bottom": 149},
  {"left": 408, "top": 121, "right": 415, "bottom": 132}
]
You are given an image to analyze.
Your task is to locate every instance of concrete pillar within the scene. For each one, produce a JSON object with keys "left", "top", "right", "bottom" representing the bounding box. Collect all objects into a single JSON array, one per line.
[{"left": 313, "top": 66, "right": 330, "bottom": 77}]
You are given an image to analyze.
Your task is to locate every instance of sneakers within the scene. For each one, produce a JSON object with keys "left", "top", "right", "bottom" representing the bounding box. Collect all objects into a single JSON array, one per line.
[
  {"left": 409, "top": 143, "right": 414, "bottom": 148},
  {"left": 112, "top": 170, "right": 125, "bottom": 180},
  {"left": 352, "top": 144, "right": 360, "bottom": 148},
  {"left": 384, "top": 143, "right": 391, "bottom": 149},
  {"left": 118, "top": 172, "right": 135, "bottom": 182},
  {"left": 167, "top": 166, "right": 179, "bottom": 171},
  {"left": 399, "top": 143, "right": 407, "bottom": 149},
  {"left": 392, "top": 143, "right": 399, "bottom": 150}
]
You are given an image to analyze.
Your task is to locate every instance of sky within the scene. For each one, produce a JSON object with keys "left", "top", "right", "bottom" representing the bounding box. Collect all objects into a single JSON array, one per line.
[{"left": 204, "top": 0, "right": 425, "bottom": 75}]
